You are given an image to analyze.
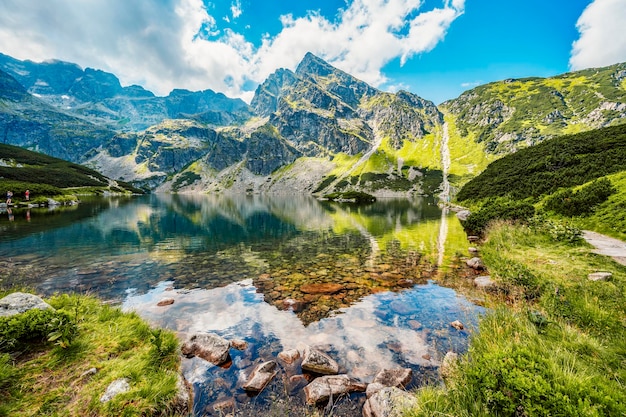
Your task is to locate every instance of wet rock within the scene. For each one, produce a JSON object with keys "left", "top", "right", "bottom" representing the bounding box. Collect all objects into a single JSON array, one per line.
[
  {"left": 301, "top": 345, "right": 339, "bottom": 375},
  {"left": 303, "top": 374, "right": 367, "bottom": 405},
  {"left": 450, "top": 320, "right": 464, "bottom": 330},
  {"left": 282, "top": 298, "right": 306, "bottom": 312},
  {"left": 0, "top": 292, "right": 53, "bottom": 317},
  {"left": 372, "top": 368, "right": 412, "bottom": 389},
  {"left": 171, "top": 374, "right": 191, "bottom": 415},
  {"left": 242, "top": 361, "right": 278, "bottom": 393},
  {"left": 407, "top": 320, "right": 422, "bottom": 330},
  {"left": 466, "top": 257, "right": 484, "bottom": 270},
  {"left": 230, "top": 339, "right": 248, "bottom": 350},
  {"left": 300, "top": 283, "right": 344, "bottom": 294},
  {"left": 181, "top": 333, "right": 231, "bottom": 365},
  {"left": 440, "top": 351, "right": 458, "bottom": 380},
  {"left": 278, "top": 348, "right": 301, "bottom": 364},
  {"left": 288, "top": 374, "right": 309, "bottom": 394},
  {"left": 100, "top": 378, "right": 130, "bottom": 403},
  {"left": 363, "top": 386, "right": 418, "bottom": 417},
  {"left": 588, "top": 272, "right": 612, "bottom": 281},
  {"left": 211, "top": 398, "right": 235, "bottom": 414},
  {"left": 474, "top": 276, "right": 494, "bottom": 289},
  {"left": 157, "top": 298, "right": 175, "bottom": 306}
]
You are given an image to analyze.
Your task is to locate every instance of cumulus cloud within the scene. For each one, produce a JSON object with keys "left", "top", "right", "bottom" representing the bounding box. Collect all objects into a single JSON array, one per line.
[
  {"left": 0, "top": 0, "right": 464, "bottom": 101},
  {"left": 570, "top": 0, "right": 626, "bottom": 70}
]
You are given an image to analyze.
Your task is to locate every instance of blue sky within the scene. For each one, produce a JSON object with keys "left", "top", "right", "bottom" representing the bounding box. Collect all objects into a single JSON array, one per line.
[{"left": 0, "top": 0, "right": 625, "bottom": 104}]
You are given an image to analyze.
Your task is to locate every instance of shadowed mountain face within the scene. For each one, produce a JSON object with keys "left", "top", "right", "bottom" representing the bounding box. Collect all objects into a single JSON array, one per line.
[{"left": 1, "top": 51, "right": 625, "bottom": 195}]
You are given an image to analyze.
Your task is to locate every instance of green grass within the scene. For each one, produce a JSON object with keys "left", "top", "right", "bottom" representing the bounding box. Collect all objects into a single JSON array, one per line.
[
  {"left": 406, "top": 222, "right": 626, "bottom": 416},
  {"left": 0, "top": 293, "right": 183, "bottom": 417}
]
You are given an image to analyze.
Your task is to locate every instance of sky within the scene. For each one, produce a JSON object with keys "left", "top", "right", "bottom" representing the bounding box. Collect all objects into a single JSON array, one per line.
[{"left": 0, "top": 0, "right": 625, "bottom": 104}]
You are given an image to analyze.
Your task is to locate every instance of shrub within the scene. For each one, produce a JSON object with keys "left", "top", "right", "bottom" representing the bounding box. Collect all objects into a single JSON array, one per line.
[
  {"left": 462, "top": 198, "right": 535, "bottom": 234},
  {"left": 0, "top": 308, "right": 77, "bottom": 351},
  {"left": 544, "top": 178, "right": 616, "bottom": 217}
]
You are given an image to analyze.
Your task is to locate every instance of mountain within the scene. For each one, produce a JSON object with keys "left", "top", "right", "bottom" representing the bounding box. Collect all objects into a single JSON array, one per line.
[
  {"left": 443, "top": 63, "right": 626, "bottom": 156},
  {"left": 0, "top": 53, "right": 253, "bottom": 131},
  {"left": 1, "top": 51, "right": 626, "bottom": 196}
]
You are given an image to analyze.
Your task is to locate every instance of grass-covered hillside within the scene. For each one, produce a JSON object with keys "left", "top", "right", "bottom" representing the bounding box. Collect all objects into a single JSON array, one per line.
[
  {"left": 457, "top": 123, "right": 626, "bottom": 201},
  {"left": 444, "top": 62, "right": 626, "bottom": 157},
  {"left": 0, "top": 142, "right": 142, "bottom": 204}
]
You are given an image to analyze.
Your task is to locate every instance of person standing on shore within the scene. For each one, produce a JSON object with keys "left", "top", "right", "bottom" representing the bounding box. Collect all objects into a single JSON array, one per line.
[
  {"left": 25, "top": 189, "right": 30, "bottom": 201},
  {"left": 6, "top": 190, "right": 12, "bottom": 205}
]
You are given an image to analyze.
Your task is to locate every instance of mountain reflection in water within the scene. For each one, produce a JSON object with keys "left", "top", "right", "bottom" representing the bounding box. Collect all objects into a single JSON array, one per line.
[{"left": 0, "top": 193, "right": 485, "bottom": 416}]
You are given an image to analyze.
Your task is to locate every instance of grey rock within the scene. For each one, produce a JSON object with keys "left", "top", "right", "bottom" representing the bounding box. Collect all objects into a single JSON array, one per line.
[
  {"left": 450, "top": 320, "right": 464, "bottom": 330},
  {"left": 363, "top": 386, "right": 418, "bottom": 417},
  {"left": 440, "top": 351, "right": 458, "bottom": 380},
  {"left": 372, "top": 368, "right": 412, "bottom": 390},
  {"left": 468, "top": 247, "right": 479, "bottom": 254},
  {"left": 278, "top": 348, "right": 301, "bottom": 364},
  {"left": 100, "top": 378, "right": 130, "bottom": 403},
  {"left": 171, "top": 374, "right": 191, "bottom": 414},
  {"left": 588, "top": 272, "right": 612, "bottom": 281},
  {"left": 303, "top": 374, "right": 367, "bottom": 405},
  {"left": 301, "top": 345, "right": 339, "bottom": 375},
  {"left": 242, "top": 360, "right": 278, "bottom": 393},
  {"left": 0, "top": 292, "right": 53, "bottom": 317},
  {"left": 466, "top": 257, "right": 485, "bottom": 270},
  {"left": 456, "top": 210, "right": 471, "bottom": 221},
  {"left": 474, "top": 275, "right": 494, "bottom": 289},
  {"left": 181, "top": 333, "right": 231, "bottom": 365}
]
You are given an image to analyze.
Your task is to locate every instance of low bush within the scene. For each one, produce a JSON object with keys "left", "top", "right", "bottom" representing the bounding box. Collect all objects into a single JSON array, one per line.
[
  {"left": 0, "top": 308, "right": 77, "bottom": 351},
  {"left": 544, "top": 178, "right": 616, "bottom": 217},
  {"left": 462, "top": 198, "right": 535, "bottom": 234}
]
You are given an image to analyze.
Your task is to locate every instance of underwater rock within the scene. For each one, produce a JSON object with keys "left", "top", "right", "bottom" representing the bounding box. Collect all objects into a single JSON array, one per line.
[
  {"left": 242, "top": 361, "right": 277, "bottom": 393},
  {"left": 181, "top": 333, "right": 231, "bottom": 365}
]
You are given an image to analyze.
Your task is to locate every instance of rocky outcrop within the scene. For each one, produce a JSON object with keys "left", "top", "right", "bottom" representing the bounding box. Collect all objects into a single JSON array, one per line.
[
  {"left": 242, "top": 361, "right": 278, "bottom": 393},
  {"left": 0, "top": 292, "right": 53, "bottom": 317},
  {"left": 181, "top": 333, "right": 231, "bottom": 365},
  {"left": 303, "top": 374, "right": 367, "bottom": 405}
]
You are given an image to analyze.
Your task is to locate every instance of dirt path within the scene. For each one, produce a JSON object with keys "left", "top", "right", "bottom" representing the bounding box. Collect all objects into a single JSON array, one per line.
[{"left": 583, "top": 230, "right": 626, "bottom": 266}]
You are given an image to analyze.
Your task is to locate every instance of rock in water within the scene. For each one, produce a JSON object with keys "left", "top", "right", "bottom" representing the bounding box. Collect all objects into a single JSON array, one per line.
[
  {"left": 0, "top": 292, "right": 53, "bottom": 317},
  {"left": 301, "top": 345, "right": 339, "bottom": 374},
  {"left": 242, "top": 361, "right": 278, "bottom": 393},
  {"left": 303, "top": 374, "right": 367, "bottom": 404},
  {"left": 181, "top": 333, "right": 231, "bottom": 365},
  {"left": 363, "top": 386, "right": 418, "bottom": 417}
]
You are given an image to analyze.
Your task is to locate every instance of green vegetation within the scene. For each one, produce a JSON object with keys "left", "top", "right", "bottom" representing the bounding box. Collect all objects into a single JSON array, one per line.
[
  {"left": 0, "top": 142, "right": 142, "bottom": 201},
  {"left": 457, "top": 123, "right": 626, "bottom": 201},
  {"left": 0, "top": 293, "right": 183, "bottom": 417},
  {"left": 323, "top": 190, "right": 376, "bottom": 203},
  {"left": 543, "top": 178, "right": 616, "bottom": 217},
  {"left": 407, "top": 222, "right": 626, "bottom": 416},
  {"left": 461, "top": 197, "right": 536, "bottom": 235}
]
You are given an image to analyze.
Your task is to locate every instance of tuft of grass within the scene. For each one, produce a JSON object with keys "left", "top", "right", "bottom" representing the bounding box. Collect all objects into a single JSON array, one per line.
[{"left": 0, "top": 293, "right": 183, "bottom": 417}]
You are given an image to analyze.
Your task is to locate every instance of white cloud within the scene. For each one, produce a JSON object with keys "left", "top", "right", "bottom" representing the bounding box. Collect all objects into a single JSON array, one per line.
[
  {"left": 570, "top": 0, "right": 626, "bottom": 70},
  {"left": 460, "top": 81, "right": 481, "bottom": 88},
  {"left": 0, "top": 0, "right": 464, "bottom": 101}
]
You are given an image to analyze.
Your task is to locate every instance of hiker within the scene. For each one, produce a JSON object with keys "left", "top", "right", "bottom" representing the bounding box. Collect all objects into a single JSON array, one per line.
[
  {"left": 6, "top": 191, "right": 12, "bottom": 205},
  {"left": 25, "top": 189, "right": 30, "bottom": 201}
]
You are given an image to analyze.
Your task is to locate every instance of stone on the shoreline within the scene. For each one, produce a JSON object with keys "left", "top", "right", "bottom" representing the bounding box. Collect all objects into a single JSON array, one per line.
[
  {"left": 466, "top": 257, "right": 485, "bottom": 270},
  {"left": 372, "top": 368, "right": 413, "bottom": 390},
  {"left": 300, "top": 283, "right": 344, "bottom": 294},
  {"left": 303, "top": 374, "right": 367, "bottom": 405},
  {"left": 468, "top": 247, "right": 478, "bottom": 254},
  {"left": 301, "top": 345, "right": 339, "bottom": 375},
  {"left": 171, "top": 374, "right": 191, "bottom": 414},
  {"left": 181, "top": 333, "right": 231, "bottom": 365},
  {"left": 450, "top": 320, "right": 464, "bottom": 330},
  {"left": 440, "top": 351, "right": 459, "bottom": 380},
  {"left": 467, "top": 235, "right": 480, "bottom": 242},
  {"left": 278, "top": 348, "right": 301, "bottom": 364},
  {"left": 588, "top": 272, "right": 612, "bottom": 281},
  {"left": 363, "top": 386, "right": 418, "bottom": 417},
  {"left": 157, "top": 298, "right": 175, "bottom": 306},
  {"left": 456, "top": 210, "right": 471, "bottom": 221},
  {"left": 0, "top": 292, "right": 53, "bottom": 317},
  {"left": 242, "top": 361, "right": 278, "bottom": 393},
  {"left": 474, "top": 276, "right": 494, "bottom": 289},
  {"left": 100, "top": 378, "right": 130, "bottom": 403}
]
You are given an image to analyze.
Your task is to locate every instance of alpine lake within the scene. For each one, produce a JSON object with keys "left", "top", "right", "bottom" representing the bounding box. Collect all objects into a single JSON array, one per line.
[{"left": 0, "top": 194, "right": 486, "bottom": 416}]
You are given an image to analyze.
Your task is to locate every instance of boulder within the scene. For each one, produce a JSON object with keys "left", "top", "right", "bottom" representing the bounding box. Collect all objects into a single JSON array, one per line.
[
  {"left": 456, "top": 210, "right": 471, "bottom": 221},
  {"left": 230, "top": 339, "right": 248, "bottom": 350},
  {"left": 440, "top": 351, "right": 458, "bottom": 380},
  {"left": 303, "top": 374, "right": 367, "bottom": 405},
  {"left": 474, "top": 276, "right": 494, "bottom": 289},
  {"left": 100, "top": 378, "right": 130, "bottom": 403},
  {"left": 301, "top": 345, "right": 339, "bottom": 375},
  {"left": 362, "top": 386, "right": 418, "bottom": 417},
  {"left": 0, "top": 292, "right": 53, "bottom": 317},
  {"left": 157, "top": 298, "right": 175, "bottom": 306},
  {"left": 468, "top": 247, "right": 478, "bottom": 254},
  {"left": 372, "top": 368, "right": 412, "bottom": 391},
  {"left": 466, "top": 257, "right": 484, "bottom": 270},
  {"left": 278, "top": 348, "right": 301, "bottom": 364},
  {"left": 181, "top": 333, "right": 231, "bottom": 365},
  {"left": 467, "top": 235, "right": 480, "bottom": 242},
  {"left": 242, "top": 361, "right": 278, "bottom": 393},
  {"left": 300, "top": 283, "right": 344, "bottom": 294},
  {"left": 450, "top": 320, "right": 464, "bottom": 330},
  {"left": 588, "top": 272, "right": 612, "bottom": 281}
]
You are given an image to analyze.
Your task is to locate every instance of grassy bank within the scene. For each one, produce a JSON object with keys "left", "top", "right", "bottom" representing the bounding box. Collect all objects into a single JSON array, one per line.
[
  {"left": 407, "top": 222, "right": 626, "bottom": 416},
  {"left": 0, "top": 293, "right": 184, "bottom": 417}
]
